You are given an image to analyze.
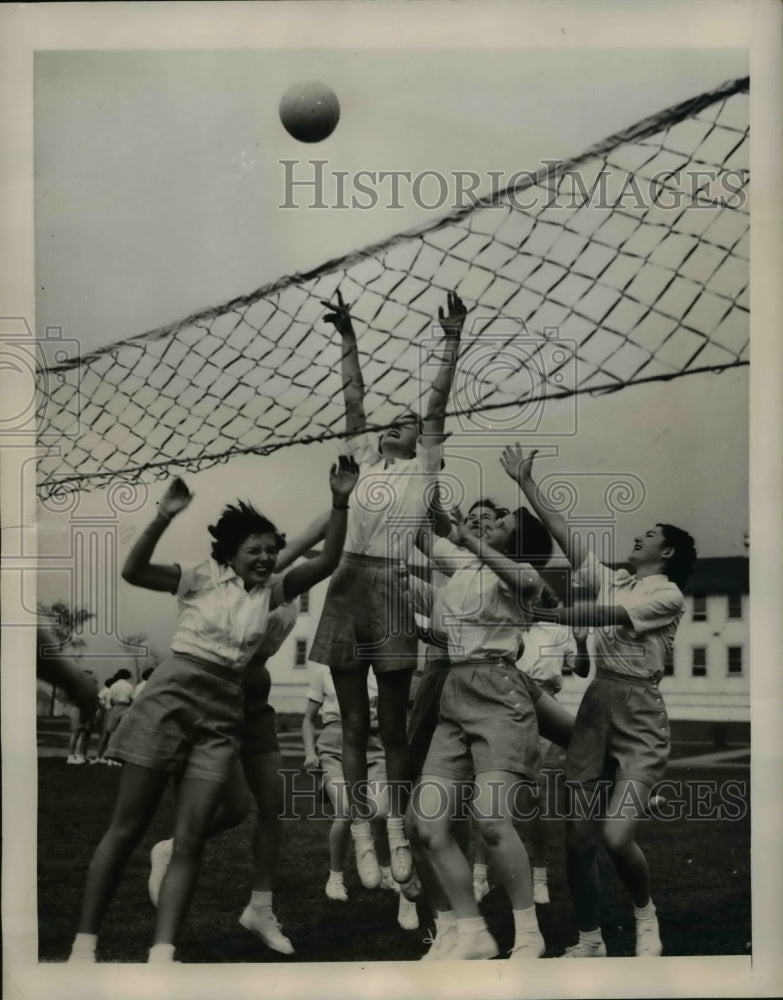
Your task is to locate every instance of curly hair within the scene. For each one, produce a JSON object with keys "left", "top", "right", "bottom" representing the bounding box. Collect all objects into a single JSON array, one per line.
[
  {"left": 656, "top": 523, "right": 697, "bottom": 590},
  {"left": 208, "top": 501, "right": 286, "bottom": 566},
  {"left": 504, "top": 506, "right": 553, "bottom": 569}
]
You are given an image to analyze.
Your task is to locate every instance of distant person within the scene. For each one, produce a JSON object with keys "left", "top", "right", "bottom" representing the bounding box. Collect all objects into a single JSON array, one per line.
[
  {"left": 133, "top": 667, "right": 155, "bottom": 701},
  {"left": 36, "top": 624, "right": 98, "bottom": 721},
  {"left": 67, "top": 668, "right": 98, "bottom": 765}
]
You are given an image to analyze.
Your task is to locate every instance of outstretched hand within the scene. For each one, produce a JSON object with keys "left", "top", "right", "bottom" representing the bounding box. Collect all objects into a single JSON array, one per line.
[
  {"left": 158, "top": 477, "right": 193, "bottom": 519},
  {"left": 438, "top": 290, "right": 468, "bottom": 341},
  {"left": 321, "top": 288, "right": 355, "bottom": 338},
  {"left": 500, "top": 443, "right": 538, "bottom": 487},
  {"left": 330, "top": 454, "right": 360, "bottom": 502},
  {"left": 447, "top": 507, "right": 474, "bottom": 546}
]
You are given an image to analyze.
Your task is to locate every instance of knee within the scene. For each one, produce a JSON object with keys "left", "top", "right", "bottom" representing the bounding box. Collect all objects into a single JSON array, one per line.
[
  {"left": 473, "top": 817, "right": 511, "bottom": 851},
  {"left": 341, "top": 712, "right": 370, "bottom": 748},
  {"left": 567, "top": 820, "right": 599, "bottom": 858},
  {"left": 411, "top": 814, "right": 447, "bottom": 852},
  {"left": 377, "top": 718, "right": 407, "bottom": 750},
  {"left": 602, "top": 820, "right": 636, "bottom": 855}
]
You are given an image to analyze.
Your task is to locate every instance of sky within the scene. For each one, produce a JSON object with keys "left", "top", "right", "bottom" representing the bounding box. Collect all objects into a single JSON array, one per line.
[{"left": 33, "top": 46, "right": 750, "bottom": 663}]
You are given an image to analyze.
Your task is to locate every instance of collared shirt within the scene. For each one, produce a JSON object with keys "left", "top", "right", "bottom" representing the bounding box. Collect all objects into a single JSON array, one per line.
[
  {"left": 306, "top": 661, "right": 379, "bottom": 729},
  {"left": 170, "top": 558, "right": 285, "bottom": 672},
  {"left": 572, "top": 550, "right": 684, "bottom": 681},
  {"left": 516, "top": 623, "right": 577, "bottom": 695},
  {"left": 440, "top": 556, "right": 544, "bottom": 665},
  {"left": 343, "top": 431, "right": 443, "bottom": 561},
  {"left": 108, "top": 678, "right": 134, "bottom": 705}
]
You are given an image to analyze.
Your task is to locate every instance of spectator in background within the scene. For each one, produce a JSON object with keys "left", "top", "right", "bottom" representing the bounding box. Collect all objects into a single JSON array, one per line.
[
  {"left": 90, "top": 675, "right": 116, "bottom": 765},
  {"left": 134, "top": 667, "right": 155, "bottom": 701},
  {"left": 67, "top": 668, "right": 98, "bottom": 765}
]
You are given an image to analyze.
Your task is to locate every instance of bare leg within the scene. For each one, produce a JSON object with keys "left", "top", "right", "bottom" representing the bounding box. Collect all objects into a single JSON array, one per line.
[
  {"left": 242, "top": 752, "right": 285, "bottom": 892},
  {"left": 76, "top": 763, "right": 169, "bottom": 933},
  {"left": 330, "top": 669, "right": 371, "bottom": 817},
  {"left": 602, "top": 778, "right": 652, "bottom": 908},
  {"left": 153, "top": 776, "right": 226, "bottom": 945}
]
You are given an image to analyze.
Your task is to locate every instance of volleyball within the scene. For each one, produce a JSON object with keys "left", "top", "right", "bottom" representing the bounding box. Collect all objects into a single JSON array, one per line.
[{"left": 279, "top": 81, "right": 340, "bottom": 143}]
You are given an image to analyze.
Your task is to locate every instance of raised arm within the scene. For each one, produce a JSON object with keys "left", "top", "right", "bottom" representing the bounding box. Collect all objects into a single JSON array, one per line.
[
  {"left": 274, "top": 511, "right": 331, "bottom": 573},
  {"left": 277, "top": 456, "right": 359, "bottom": 604},
  {"left": 121, "top": 478, "right": 193, "bottom": 592},
  {"left": 450, "top": 511, "right": 542, "bottom": 608},
  {"left": 569, "top": 625, "right": 592, "bottom": 678},
  {"left": 531, "top": 601, "right": 633, "bottom": 631},
  {"left": 421, "top": 291, "right": 467, "bottom": 446},
  {"left": 322, "top": 289, "right": 367, "bottom": 437},
  {"left": 500, "top": 444, "right": 587, "bottom": 571}
]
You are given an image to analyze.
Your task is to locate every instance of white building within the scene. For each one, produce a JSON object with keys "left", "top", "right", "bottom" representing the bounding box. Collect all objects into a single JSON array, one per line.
[{"left": 267, "top": 557, "right": 750, "bottom": 727}]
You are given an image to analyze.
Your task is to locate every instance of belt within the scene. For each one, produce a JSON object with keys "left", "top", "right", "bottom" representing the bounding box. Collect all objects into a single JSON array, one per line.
[{"left": 596, "top": 668, "right": 661, "bottom": 688}]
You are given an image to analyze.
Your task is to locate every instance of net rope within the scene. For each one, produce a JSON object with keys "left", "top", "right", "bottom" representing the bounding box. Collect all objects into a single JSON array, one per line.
[{"left": 37, "top": 77, "right": 749, "bottom": 498}]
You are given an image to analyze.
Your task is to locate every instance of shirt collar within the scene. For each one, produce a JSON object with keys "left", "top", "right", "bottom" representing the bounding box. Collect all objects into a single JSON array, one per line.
[
  {"left": 631, "top": 573, "right": 670, "bottom": 588},
  {"left": 215, "top": 561, "right": 265, "bottom": 592}
]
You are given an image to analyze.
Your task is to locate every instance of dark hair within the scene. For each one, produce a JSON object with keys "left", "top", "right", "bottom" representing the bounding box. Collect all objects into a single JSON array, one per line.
[
  {"left": 468, "top": 497, "right": 511, "bottom": 519},
  {"left": 538, "top": 583, "right": 562, "bottom": 609},
  {"left": 504, "top": 506, "right": 552, "bottom": 568},
  {"left": 208, "top": 501, "right": 286, "bottom": 566},
  {"left": 141, "top": 667, "right": 154, "bottom": 680},
  {"left": 656, "top": 523, "right": 697, "bottom": 590},
  {"left": 115, "top": 669, "right": 132, "bottom": 681}
]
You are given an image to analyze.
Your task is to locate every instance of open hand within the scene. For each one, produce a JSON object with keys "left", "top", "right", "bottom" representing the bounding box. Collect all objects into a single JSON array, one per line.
[
  {"left": 158, "top": 477, "right": 193, "bottom": 519},
  {"left": 448, "top": 507, "right": 474, "bottom": 546},
  {"left": 438, "top": 291, "right": 468, "bottom": 341},
  {"left": 330, "top": 454, "right": 360, "bottom": 502},
  {"left": 500, "top": 443, "right": 538, "bottom": 487},
  {"left": 321, "top": 288, "right": 355, "bottom": 338}
]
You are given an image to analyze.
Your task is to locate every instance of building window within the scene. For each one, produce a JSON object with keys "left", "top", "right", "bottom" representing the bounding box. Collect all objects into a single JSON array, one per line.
[
  {"left": 299, "top": 591, "right": 310, "bottom": 614},
  {"left": 727, "top": 646, "right": 743, "bottom": 675},
  {"left": 692, "top": 595, "right": 707, "bottom": 622},
  {"left": 294, "top": 640, "right": 308, "bottom": 669},
  {"left": 727, "top": 594, "right": 742, "bottom": 620},
  {"left": 691, "top": 646, "right": 707, "bottom": 678},
  {"left": 663, "top": 648, "right": 674, "bottom": 677}
]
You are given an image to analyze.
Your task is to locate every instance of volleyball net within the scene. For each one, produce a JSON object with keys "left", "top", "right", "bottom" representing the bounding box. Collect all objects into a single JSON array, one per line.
[{"left": 36, "top": 77, "right": 749, "bottom": 499}]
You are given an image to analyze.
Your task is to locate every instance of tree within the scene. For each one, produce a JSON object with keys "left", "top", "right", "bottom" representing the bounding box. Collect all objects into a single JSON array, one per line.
[{"left": 37, "top": 600, "right": 96, "bottom": 716}]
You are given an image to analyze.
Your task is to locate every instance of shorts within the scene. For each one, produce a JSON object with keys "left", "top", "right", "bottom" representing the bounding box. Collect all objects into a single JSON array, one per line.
[
  {"left": 240, "top": 661, "right": 280, "bottom": 758},
  {"left": 108, "top": 653, "right": 244, "bottom": 783},
  {"left": 316, "top": 720, "right": 387, "bottom": 787},
  {"left": 104, "top": 703, "right": 131, "bottom": 734},
  {"left": 310, "top": 553, "right": 418, "bottom": 674},
  {"left": 565, "top": 671, "right": 670, "bottom": 789},
  {"left": 422, "top": 660, "right": 541, "bottom": 782},
  {"left": 408, "top": 652, "right": 451, "bottom": 776}
]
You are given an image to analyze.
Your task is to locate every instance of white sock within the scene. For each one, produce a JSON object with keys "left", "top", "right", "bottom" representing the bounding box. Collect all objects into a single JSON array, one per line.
[
  {"left": 250, "top": 890, "right": 273, "bottom": 911},
  {"left": 350, "top": 821, "right": 372, "bottom": 842},
  {"left": 327, "top": 870, "right": 344, "bottom": 882},
  {"left": 148, "top": 943, "right": 175, "bottom": 963},
  {"left": 457, "top": 916, "right": 488, "bottom": 936},
  {"left": 513, "top": 906, "right": 539, "bottom": 936},
  {"left": 634, "top": 900, "right": 656, "bottom": 922},
  {"left": 435, "top": 910, "right": 455, "bottom": 933},
  {"left": 70, "top": 933, "right": 97, "bottom": 956},
  {"left": 532, "top": 867, "right": 548, "bottom": 882},
  {"left": 580, "top": 927, "right": 604, "bottom": 944},
  {"left": 386, "top": 816, "right": 407, "bottom": 844},
  {"left": 473, "top": 863, "right": 488, "bottom": 880}
]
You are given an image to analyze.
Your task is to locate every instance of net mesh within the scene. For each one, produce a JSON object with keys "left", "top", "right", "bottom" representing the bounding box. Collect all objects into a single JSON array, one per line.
[{"left": 37, "top": 77, "right": 749, "bottom": 498}]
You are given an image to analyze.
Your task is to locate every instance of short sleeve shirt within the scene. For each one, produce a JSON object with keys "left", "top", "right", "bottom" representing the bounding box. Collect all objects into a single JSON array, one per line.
[
  {"left": 170, "top": 558, "right": 285, "bottom": 672},
  {"left": 516, "top": 623, "right": 577, "bottom": 695},
  {"left": 343, "top": 431, "right": 443, "bottom": 561},
  {"left": 440, "top": 560, "right": 544, "bottom": 664},
  {"left": 108, "top": 678, "right": 134, "bottom": 705},
  {"left": 573, "top": 550, "right": 684, "bottom": 681},
  {"left": 306, "top": 662, "right": 380, "bottom": 728}
]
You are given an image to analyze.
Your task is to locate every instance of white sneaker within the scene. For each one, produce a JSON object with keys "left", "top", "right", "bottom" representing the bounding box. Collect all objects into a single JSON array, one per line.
[
  {"left": 451, "top": 926, "right": 499, "bottom": 960},
  {"left": 325, "top": 877, "right": 348, "bottom": 902},
  {"left": 636, "top": 915, "right": 662, "bottom": 956},
  {"left": 239, "top": 905, "right": 295, "bottom": 955},
  {"left": 562, "top": 937, "right": 607, "bottom": 958},
  {"left": 472, "top": 877, "right": 490, "bottom": 903},
  {"left": 148, "top": 839, "right": 173, "bottom": 907},
  {"left": 397, "top": 894, "right": 419, "bottom": 931},
  {"left": 389, "top": 840, "right": 413, "bottom": 883},
  {"left": 509, "top": 929, "right": 546, "bottom": 958},
  {"left": 67, "top": 947, "right": 96, "bottom": 963},
  {"left": 533, "top": 880, "right": 550, "bottom": 905},
  {"left": 353, "top": 838, "right": 382, "bottom": 888},
  {"left": 420, "top": 924, "right": 458, "bottom": 961},
  {"left": 66, "top": 754, "right": 77, "bottom": 764},
  {"left": 73, "top": 754, "right": 87, "bottom": 765}
]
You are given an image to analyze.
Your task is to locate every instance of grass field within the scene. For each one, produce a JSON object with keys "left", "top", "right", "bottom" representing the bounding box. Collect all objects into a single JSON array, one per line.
[{"left": 37, "top": 750, "right": 750, "bottom": 964}]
